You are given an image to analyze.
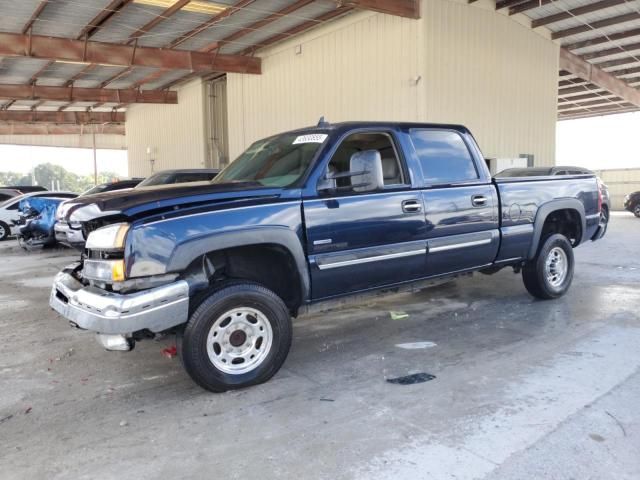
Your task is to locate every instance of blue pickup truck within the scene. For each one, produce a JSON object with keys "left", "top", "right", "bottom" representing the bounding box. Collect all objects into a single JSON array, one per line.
[{"left": 50, "top": 122, "right": 606, "bottom": 392}]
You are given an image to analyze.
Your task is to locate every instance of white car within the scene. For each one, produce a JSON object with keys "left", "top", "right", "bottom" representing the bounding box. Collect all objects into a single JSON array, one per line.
[{"left": 0, "top": 191, "right": 77, "bottom": 241}]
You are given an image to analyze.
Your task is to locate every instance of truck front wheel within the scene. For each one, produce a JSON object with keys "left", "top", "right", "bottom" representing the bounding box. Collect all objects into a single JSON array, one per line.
[
  {"left": 179, "top": 282, "right": 292, "bottom": 392},
  {"left": 522, "top": 234, "right": 574, "bottom": 300}
]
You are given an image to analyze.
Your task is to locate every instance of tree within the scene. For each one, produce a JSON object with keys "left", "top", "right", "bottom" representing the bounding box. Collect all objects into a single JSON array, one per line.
[{"left": 1, "top": 165, "right": 127, "bottom": 193}]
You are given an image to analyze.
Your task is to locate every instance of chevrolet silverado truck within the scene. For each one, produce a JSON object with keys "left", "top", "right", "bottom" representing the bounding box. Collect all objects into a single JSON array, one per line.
[{"left": 50, "top": 122, "right": 606, "bottom": 392}]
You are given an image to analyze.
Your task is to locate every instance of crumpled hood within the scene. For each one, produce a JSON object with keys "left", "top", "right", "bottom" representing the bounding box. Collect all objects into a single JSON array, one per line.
[{"left": 62, "top": 181, "right": 286, "bottom": 224}]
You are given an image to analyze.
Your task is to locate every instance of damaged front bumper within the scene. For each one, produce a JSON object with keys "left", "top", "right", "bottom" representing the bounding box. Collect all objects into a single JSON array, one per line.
[{"left": 50, "top": 264, "right": 190, "bottom": 335}]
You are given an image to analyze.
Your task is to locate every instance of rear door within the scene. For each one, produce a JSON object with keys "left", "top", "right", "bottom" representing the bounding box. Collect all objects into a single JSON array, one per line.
[
  {"left": 408, "top": 128, "right": 500, "bottom": 275},
  {"left": 303, "top": 130, "right": 428, "bottom": 300}
]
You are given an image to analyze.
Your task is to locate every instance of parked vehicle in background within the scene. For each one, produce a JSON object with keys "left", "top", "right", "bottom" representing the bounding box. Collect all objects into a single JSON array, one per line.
[
  {"left": 0, "top": 188, "right": 22, "bottom": 202},
  {"left": 51, "top": 121, "right": 606, "bottom": 393},
  {"left": 495, "top": 166, "right": 593, "bottom": 177},
  {"left": 135, "top": 169, "right": 219, "bottom": 188},
  {"left": 496, "top": 166, "right": 610, "bottom": 235},
  {"left": 0, "top": 185, "right": 47, "bottom": 193},
  {"left": 56, "top": 171, "right": 218, "bottom": 250},
  {"left": 54, "top": 179, "right": 144, "bottom": 248},
  {"left": 81, "top": 178, "right": 144, "bottom": 196},
  {"left": 0, "top": 191, "right": 76, "bottom": 241},
  {"left": 15, "top": 196, "right": 77, "bottom": 248},
  {"left": 624, "top": 191, "right": 640, "bottom": 218}
]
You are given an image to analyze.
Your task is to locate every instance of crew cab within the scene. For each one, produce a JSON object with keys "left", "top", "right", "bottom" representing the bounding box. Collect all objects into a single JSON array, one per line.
[{"left": 50, "top": 122, "right": 605, "bottom": 392}]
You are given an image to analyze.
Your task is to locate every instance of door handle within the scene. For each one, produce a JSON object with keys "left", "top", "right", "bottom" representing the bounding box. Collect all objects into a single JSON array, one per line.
[
  {"left": 471, "top": 195, "right": 488, "bottom": 207},
  {"left": 402, "top": 199, "right": 422, "bottom": 213}
]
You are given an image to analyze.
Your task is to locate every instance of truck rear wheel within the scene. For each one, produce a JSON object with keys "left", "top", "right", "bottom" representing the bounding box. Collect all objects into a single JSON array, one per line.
[
  {"left": 179, "top": 282, "right": 292, "bottom": 392},
  {"left": 522, "top": 234, "right": 574, "bottom": 300}
]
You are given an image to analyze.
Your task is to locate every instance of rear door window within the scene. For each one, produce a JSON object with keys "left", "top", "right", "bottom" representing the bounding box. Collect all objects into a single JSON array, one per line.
[{"left": 410, "top": 129, "right": 478, "bottom": 185}]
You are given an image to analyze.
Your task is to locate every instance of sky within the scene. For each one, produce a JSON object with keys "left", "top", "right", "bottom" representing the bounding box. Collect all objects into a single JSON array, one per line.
[
  {"left": 556, "top": 111, "right": 640, "bottom": 170},
  {"left": 0, "top": 111, "right": 638, "bottom": 176},
  {"left": 0, "top": 145, "right": 129, "bottom": 177}
]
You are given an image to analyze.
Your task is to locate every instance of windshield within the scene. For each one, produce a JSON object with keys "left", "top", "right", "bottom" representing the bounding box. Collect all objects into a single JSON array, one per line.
[
  {"left": 82, "top": 184, "right": 110, "bottom": 196},
  {"left": 213, "top": 132, "right": 327, "bottom": 187},
  {"left": 137, "top": 172, "right": 174, "bottom": 187}
]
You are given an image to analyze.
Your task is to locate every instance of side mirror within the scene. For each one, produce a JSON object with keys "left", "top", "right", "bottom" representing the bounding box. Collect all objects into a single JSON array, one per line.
[
  {"left": 350, "top": 150, "right": 384, "bottom": 192},
  {"left": 317, "top": 150, "right": 384, "bottom": 193}
]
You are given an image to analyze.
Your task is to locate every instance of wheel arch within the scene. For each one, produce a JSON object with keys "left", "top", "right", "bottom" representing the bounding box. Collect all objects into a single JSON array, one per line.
[
  {"left": 527, "top": 199, "right": 586, "bottom": 259},
  {"left": 170, "top": 227, "right": 310, "bottom": 314}
]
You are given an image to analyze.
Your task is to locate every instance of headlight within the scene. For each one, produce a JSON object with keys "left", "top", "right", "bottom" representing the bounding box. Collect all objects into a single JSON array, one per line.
[
  {"left": 83, "top": 259, "right": 126, "bottom": 282},
  {"left": 85, "top": 223, "right": 130, "bottom": 250}
]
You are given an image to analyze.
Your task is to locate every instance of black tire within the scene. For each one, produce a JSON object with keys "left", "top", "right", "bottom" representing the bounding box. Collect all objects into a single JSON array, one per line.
[
  {"left": 180, "top": 282, "right": 292, "bottom": 393},
  {"left": 522, "top": 233, "right": 574, "bottom": 300},
  {"left": 634, "top": 204, "right": 640, "bottom": 218},
  {"left": 600, "top": 205, "right": 609, "bottom": 237},
  {"left": 0, "top": 221, "right": 9, "bottom": 241}
]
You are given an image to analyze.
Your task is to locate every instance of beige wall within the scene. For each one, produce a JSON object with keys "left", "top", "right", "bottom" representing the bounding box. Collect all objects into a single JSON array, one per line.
[
  {"left": 0, "top": 133, "right": 125, "bottom": 150},
  {"left": 226, "top": 0, "right": 558, "bottom": 165},
  {"left": 593, "top": 168, "right": 640, "bottom": 210},
  {"left": 125, "top": 78, "right": 208, "bottom": 177}
]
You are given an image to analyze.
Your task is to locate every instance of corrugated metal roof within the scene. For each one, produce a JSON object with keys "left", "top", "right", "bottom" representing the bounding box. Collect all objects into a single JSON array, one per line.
[
  {"left": 0, "top": 0, "right": 636, "bottom": 123},
  {"left": 174, "top": 0, "right": 298, "bottom": 52},
  {"left": 32, "top": 0, "right": 115, "bottom": 38},
  {"left": 514, "top": 0, "right": 640, "bottom": 120},
  {"left": 220, "top": 0, "right": 337, "bottom": 54},
  {"left": 0, "top": 0, "right": 42, "bottom": 33}
]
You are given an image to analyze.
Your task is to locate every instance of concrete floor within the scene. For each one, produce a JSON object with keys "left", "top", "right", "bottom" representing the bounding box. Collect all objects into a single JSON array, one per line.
[{"left": 1, "top": 213, "right": 639, "bottom": 480}]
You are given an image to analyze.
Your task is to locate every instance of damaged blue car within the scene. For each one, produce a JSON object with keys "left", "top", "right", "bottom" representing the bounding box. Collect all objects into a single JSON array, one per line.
[{"left": 15, "top": 195, "right": 77, "bottom": 248}]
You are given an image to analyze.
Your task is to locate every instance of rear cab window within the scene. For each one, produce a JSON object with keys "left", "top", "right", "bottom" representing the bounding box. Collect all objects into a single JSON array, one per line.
[{"left": 409, "top": 129, "right": 479, "bottom": 186}]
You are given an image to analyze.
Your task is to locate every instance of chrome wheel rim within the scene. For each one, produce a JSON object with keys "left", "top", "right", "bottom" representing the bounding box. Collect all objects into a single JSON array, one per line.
[
  {"left": 206, "top": 307, "right": 273, "bottom": 375},
  {"left": 635, "top": 205, "right": 640, "bottom": 216},
  {"left": 545, "top": 247, "right": 568, "bottom": 288},
  {"left": 0, "top": 224, "right": 5, "bottom": 238}
]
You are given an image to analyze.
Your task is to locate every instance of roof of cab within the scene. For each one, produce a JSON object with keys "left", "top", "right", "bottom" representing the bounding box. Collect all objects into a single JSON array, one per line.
[{"left": 290, "top": 121, "right": 471, "bottom": 135}]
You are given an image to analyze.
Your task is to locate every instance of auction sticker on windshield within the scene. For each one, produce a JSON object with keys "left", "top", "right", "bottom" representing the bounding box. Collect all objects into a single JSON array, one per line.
[{"left": 293, "top": 134, "right": 328, "bottom": 145}]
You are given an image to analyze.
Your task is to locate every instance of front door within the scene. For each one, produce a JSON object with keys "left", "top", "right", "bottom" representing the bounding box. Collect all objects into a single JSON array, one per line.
[{"left": 303, "top": 131, "right": 428, "bottom": 300}]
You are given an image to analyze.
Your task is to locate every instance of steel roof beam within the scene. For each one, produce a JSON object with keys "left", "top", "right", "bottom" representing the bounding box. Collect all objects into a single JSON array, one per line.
[
  {"left": 339, "top": 0, "right": 420, "bottom": 18},
  {"left": 0, "top": 84, "right": 177, "bottom": 104},
  {"left": 559, "top": 48, "right": 640, "bottom": 107},
  {"left": 558, "top": 97, "right": 627, "bottom": 110},
  {"left": 582, "top": 41, "right": 640, "bottom": 60},
  {"left": 559, "top": 106, "right": 639, "bottom": 119},
  {"left": 552, "top": 12, "right": 640, "bottom": 40},
  {"left": 0, "top": 111, "right": 125, "bottom": 124},
  {"left": 509, "top": 0, "right": 552, "bottom": 15},
  {"left": 496, "top": 0, "right": 529, "bottom": 10},
  {"left": 558, "top": 91, "right": 614, "bottom": 102},
  {"left": 532, "top": 0, "right": 628, "bottom": 28},
  {"left": 0, "top": 32, "right": 261, "bottom": 74},
  {"left": 22, "top": 1, "right": 48, "bottom": 34},
  {"left": 564, "top": 27, "right": 640, "bottom": 51},
  {"left": 0, "top": 123, "right": 125, "bottom": 135}
]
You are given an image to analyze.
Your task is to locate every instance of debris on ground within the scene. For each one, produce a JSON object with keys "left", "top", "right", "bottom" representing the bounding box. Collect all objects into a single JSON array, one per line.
[
  {"left": 50, "top": 348, "right": 74, "bottom": 363},
  {"left": 319, "top": 398, "right": 335, "bottom": 402},
  {"left": 386, "top": 373, "right": 436, "bottom": 385},
  {"left": 395, "top": 341, "right": 437, "bottom": 350},
  {"left": 119, "top": 420, "right": 128, "bottom": 427},
  {"left": 389, "top": 311, "right": 409, "bottom": 320},
  {"left": 0, "top": 414, "right": 14, "bottom": 424},
  {"left": 161, "top": 345, "right": 178, "bottom": 359},
  {"left": 24, "top": 407, "right": 32, "bottom": 415}
]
